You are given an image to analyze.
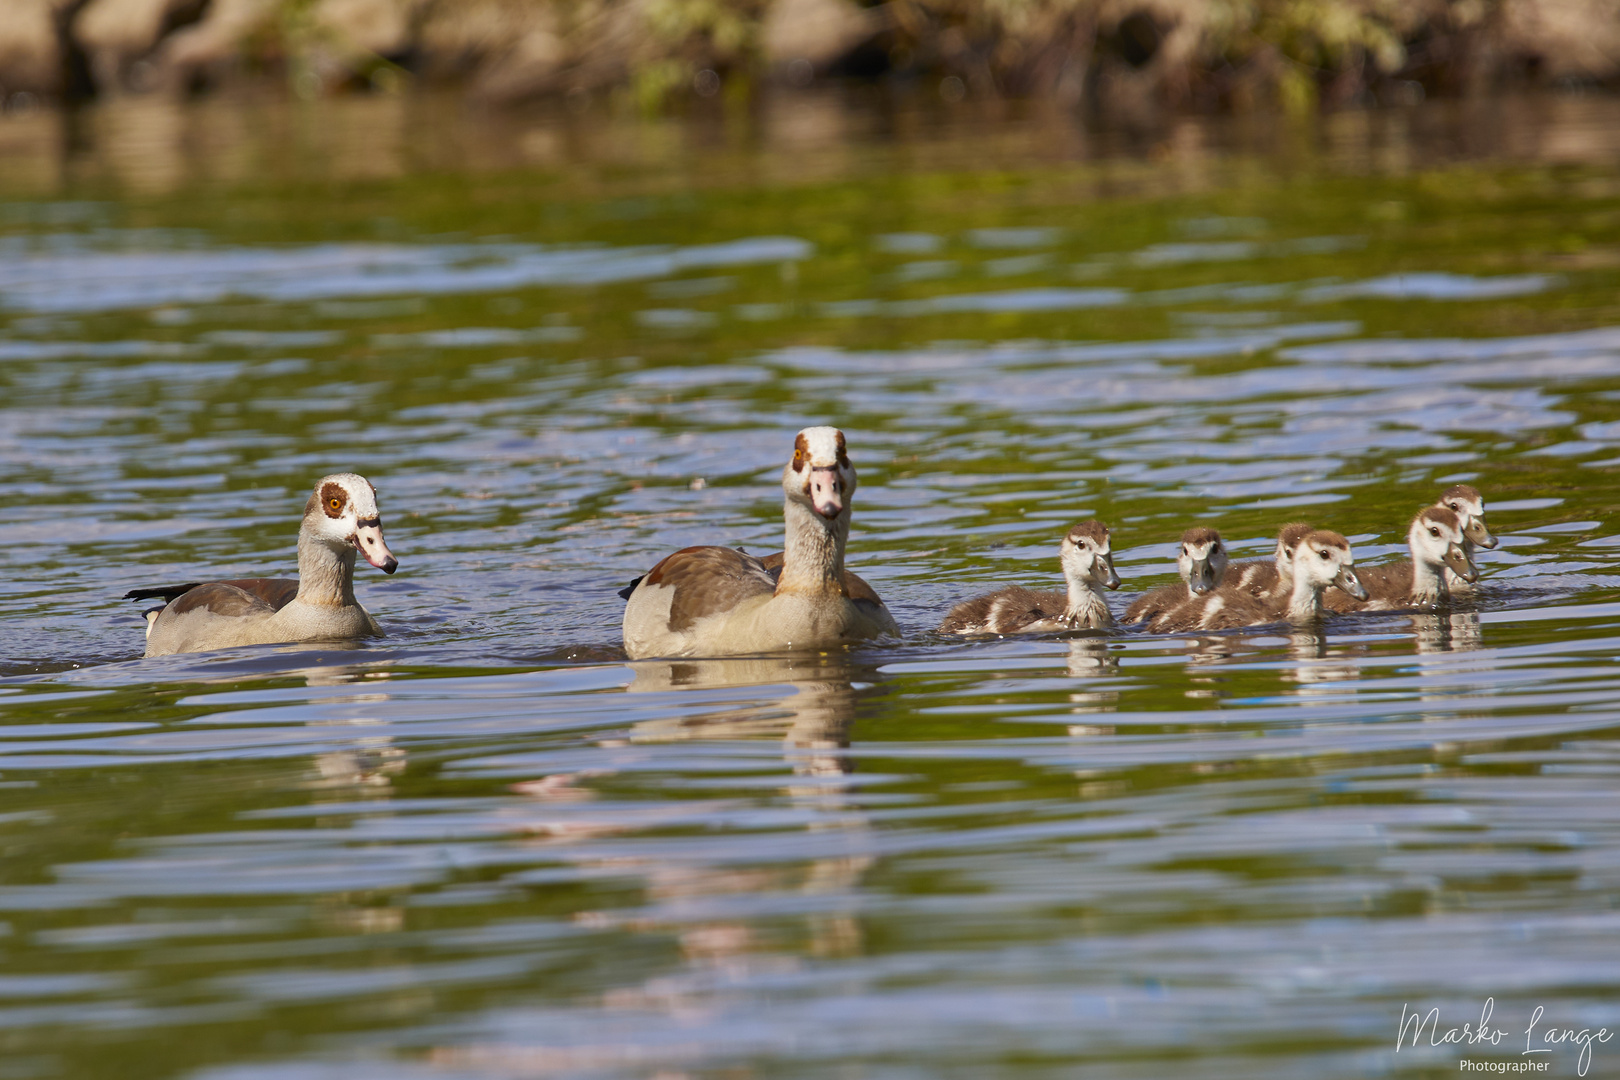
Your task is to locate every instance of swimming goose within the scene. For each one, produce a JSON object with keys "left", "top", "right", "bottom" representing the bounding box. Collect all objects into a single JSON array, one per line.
[
  {"left": 937, "top": 520, "right": 1120, "bottom": 634},
  {"left": 1435, "top": 483, "right": 1497, "bottom": 593},
  {"left": 126, "top": 473, "right": 399, "bottom": 657},
  {"left": 1322, "top": 506, "right": 1477, "bottom": 613},
  {"left": 1225, "top": 521, "right": 1314, "bottom": 600},
  {"left": 620, "top": 426, "right": 899, "bottom": 658},
  {"left": 1123, "top": 526, "right": 1228, "bottom": 625},
  {"left": 1154, "top": 530, "right": 1368, "bottom": 631}
]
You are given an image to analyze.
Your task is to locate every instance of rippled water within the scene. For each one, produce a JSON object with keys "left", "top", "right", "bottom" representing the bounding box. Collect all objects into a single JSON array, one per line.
[{"left": 3, "top": 91, "right": 1620, "bottom": 1078}]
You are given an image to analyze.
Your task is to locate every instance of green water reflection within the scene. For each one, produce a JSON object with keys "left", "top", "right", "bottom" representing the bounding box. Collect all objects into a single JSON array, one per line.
[{"left": 0, "top": 90, "right": 1619, "bottom": 1079}]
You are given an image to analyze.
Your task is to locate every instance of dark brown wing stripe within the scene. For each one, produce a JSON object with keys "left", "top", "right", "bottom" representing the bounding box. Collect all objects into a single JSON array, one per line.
[{"left": 124, "top": 583, "right": 204, "bottom": 604}]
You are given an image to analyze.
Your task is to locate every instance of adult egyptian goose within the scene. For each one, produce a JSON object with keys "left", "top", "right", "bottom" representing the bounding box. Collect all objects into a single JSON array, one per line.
[
  {"left": 126, "top": 473, "right": 399, "bottom": 657},
  {"left": 1152, "top": 529, "right": 1368, "bottom": 631},
  {"left": 1434, "top": 484, "right": 1497, "bottom": 593},
  {"left": 1123, "top": 526, "right": 1228, "bottom": 625},
  {"left": 937, "top": 520, "right": 1120, "bottom": 634},
  {"left": 1322, "top": 506, "right": 1476, "bottom": 613},
  {"left": 620, "top": 426, "right": 899, "bottom": 658},
  {"left": 1224, "top": 522, "right": 1314, "bottom": 600}
]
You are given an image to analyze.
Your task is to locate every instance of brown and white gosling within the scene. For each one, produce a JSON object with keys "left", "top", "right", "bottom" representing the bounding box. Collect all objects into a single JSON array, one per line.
[
  {"left": 619, "top": 426, "right": 899, "bottom": 659},
  {"left": 125, "top": 472, "right": 400, "bottom": 657},
  {"left": 1323, "top": 506, "right": 1476, "bottom": 613},
  {"left": 1434, "top": 484, "right": 1497, "bottom": 594},
  {"left": 938, "top": 520, "right": 1120, "bottom": 634},
  {"left": 1152, "top": 530, "right": 1368, "bottom": 631},
  {"left": 1225, "top": 521, "right": 1315, "bottom": 600},
  {"left": 1123, "top": 526, "right": 1228, "bottom": 625}
]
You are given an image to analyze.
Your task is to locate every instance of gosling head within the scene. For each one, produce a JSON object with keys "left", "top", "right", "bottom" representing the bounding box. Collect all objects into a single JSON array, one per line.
[
  {"left": 1177, "top": 527, "right": 1228, "bottom": 595},
  {"left": 1437, "top": 483, "right": 1497, "bottom": 550},
  {"left": 1294, "top": 529, "right": 1367, "bottom": 601},
  {"left": 302, "top": 473, "right": 398, "bottom": 574},
  {"left": 1060, "top": 520, "right": 1121, "bottom": 591},
  {"left": 1273, "top": 521, "right": 1314, "bottom": 586},
  {"left": 783, "top": 426, "right": 856, "bottom": 524},
  {"left": 1412, "top": 506, "right": 1477, "bottom": 583}
]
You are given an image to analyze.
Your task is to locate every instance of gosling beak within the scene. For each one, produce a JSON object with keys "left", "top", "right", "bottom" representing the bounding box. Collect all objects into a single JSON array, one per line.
[
  {"left": 1444, "top": 542, "right": 1478, "bottom": 583},
  {"left": 1097, "top": 554, "right": 1121, "bottom": 590},
  {"left": 1464, "top": 516, "right": 1498, "bottom": 550},
  {"left": 353, "top": 518, "right": 399, "bottom": 574},
  {"left": 1334, "top": 565, "right": 1369, "bottom": 601},
  {"left": 1188, "top": 555, "right": 1218, "bottom": 595},
  {"left": 808, "top": 466, "right": 844, "bottom": 520}
]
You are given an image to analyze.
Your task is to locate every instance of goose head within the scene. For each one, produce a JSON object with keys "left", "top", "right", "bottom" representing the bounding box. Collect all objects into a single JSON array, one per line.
[
  {"left": 1060, "top": 520, "right": 1121, "bottom": 591},
  {"left": 1411, "top": 506, "right": 1476, "bottom": 583},
  {"left": 302, "top": 473, "right": 398, "bottom": 573},
  {"left": 1437, "top": 483, "right": 1497, "bottom": 549},
  {"left": 783, "top": 426, "right": 856, "bottom": 524},
  {"left": 1178, "top": 527, "right": 1228, "bottom": 595},
  {"left": 1294, "top": 529, "right": 1367, "bottom": 601},
  {"left": 1272, "top": 520, "right": 1314, "bottom": 587}
]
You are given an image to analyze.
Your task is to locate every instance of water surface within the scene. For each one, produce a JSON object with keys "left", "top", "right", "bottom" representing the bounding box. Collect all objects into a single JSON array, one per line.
[{"left": 2, "top": 91, "right": 1620, "bottom": 1079}]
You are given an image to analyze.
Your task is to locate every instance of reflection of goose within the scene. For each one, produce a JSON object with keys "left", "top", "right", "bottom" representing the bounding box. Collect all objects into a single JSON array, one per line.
[
  {"left": 1284, "top": 630, "right": 1364, "bottom": 688},
  {"left": 1065, "top": 636, "right": 1120, "bottom": 678},
  {"left": 937, "top": 521, "right": 1119, "bottom": 634},
  {"left": 1153, "top": 530, "right": 1367, "bottom": 630},
  {"left": 1124, "top": 527, "right": 1229, "bottom": 626},
  {"left": 1323, "top": 507, "right": 1476, "bottom": 612},
  {"left": 554, "top": 653, "right": 877, "bottom": 978},
  {"left": 1412, "top": 610, "right": 1483, "bottom": 653},
  {"left": 624, "top": 654, "right": 866, "bottom": 765},
  {"left": 620, "top": 427, "right": 898, "bottom": 659},
  {"left": 1226, "top": 522, "right": 1314, "bottom": 600},
  {"left": 1434, "top": 484, "right": 1497, "bottom": 593},
  {"left": 125, "top": 473, "right": 399, "bottom": 657}
]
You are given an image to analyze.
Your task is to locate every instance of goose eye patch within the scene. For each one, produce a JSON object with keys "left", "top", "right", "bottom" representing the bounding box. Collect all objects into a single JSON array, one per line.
[{"left": 320, "top": 483, "right": 348, "bottom": 518}]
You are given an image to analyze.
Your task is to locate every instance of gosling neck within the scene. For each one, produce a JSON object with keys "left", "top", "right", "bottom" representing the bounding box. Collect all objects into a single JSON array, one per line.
[
  {"left": 1283, "top": 567, "right": 1327, "bottom": 623},
  {"left": 296, "top": 526, "right": 358, "bottom": 607},
  {"left": 1064, "top": 574, "right": 1112, "bottom": 628},
  {"left": 776, "top": 497, "right": 848, "bottom": 595},
  {"left": 1409, "top": 539, "right": 1449, "bottom": 605}
]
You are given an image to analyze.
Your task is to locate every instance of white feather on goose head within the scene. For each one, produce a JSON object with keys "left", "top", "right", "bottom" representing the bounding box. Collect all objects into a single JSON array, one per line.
[
  {"left": 1408, "top": 505, "right": 1476, "bottom": 601},
  {"left": 1178, "top": 527, "right": 1228, "bottom": 595},
  {"left": 782, "top": 426, "right": 855, "bottom": 522},
  {"left": 1435, "top": 483, "right": 1494, "bottom": 593},
  {"left": 1436, "top": 484, "right": 1496, "bottom": 550},
  {"left": 301, "top": 472, "right": 398, "bottom": 575},
  {"left": 1290, "top": 529, "right": 1367, "bottom": 616},
  {"left": 1060, "top": 520, "right": 1121, "bottom": 595}
]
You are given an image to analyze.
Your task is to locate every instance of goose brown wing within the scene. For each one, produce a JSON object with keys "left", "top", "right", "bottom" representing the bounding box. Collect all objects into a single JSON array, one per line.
[
  {"left": 1225, "top": 559, "right": 1278, "bottom": 597},
  {"left": 126, "top": 578, "right": 298, "bottom": 612},
  {"left": 163, "top": 582, "right": 282, "bottom": 619},
  {"left": 1321, "top": 562, "right": 1414, "bottom": 612},
  {"left": 939, "top": 585, "right": 1065, "bottom": 633},
  {"left": 1124, "top": 580, "right": 1190, "bottom": 623},
  {"left": 215, "top": 578, "right": 300, "bottom": 612},
  {"left": 640, "top": 546, "right": 776, "bottom": 632}
]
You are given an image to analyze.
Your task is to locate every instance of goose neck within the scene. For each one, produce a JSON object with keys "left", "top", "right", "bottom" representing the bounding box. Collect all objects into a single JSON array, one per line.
[
  {"left": 776, "top": 498, "right": 847, "bottom": 595},
  {"left": 296, "top": 528, "right": 358, "bottom": 607}
]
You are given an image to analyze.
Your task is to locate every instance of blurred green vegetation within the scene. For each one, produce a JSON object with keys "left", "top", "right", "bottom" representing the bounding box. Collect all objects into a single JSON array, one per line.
[{"left": 51, "top": 0, "right": 1609, "bottom": 110}]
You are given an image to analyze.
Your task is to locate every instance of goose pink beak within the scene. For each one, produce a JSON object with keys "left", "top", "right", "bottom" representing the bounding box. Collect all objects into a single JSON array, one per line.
[
  {"left": 353, "top": 522, "right": 399, "bottom": 574},
  {"left": 809, "top": 467, "right": 844, "bottom": 520}
]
